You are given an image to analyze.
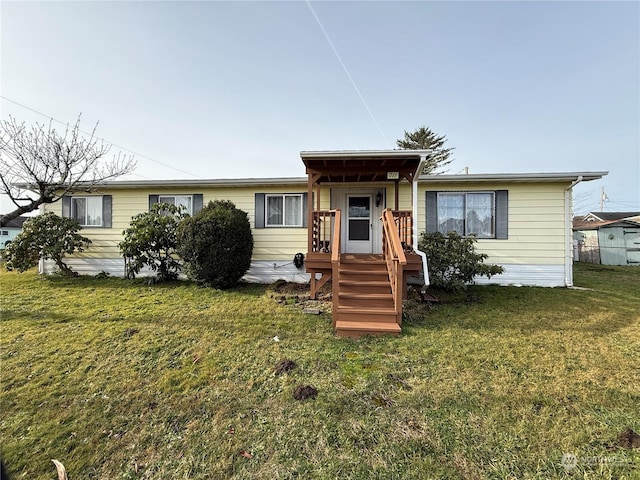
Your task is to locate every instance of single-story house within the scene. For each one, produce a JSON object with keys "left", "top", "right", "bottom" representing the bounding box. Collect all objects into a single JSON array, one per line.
[
  {"left": 0, "top": 216, "right": 29, "bottom": 249},
  {"left": 573, "top": 212, "right": 640, "bottom": 265},
  {"left": 36, "top": 150, "right": 607, "bottom": 336}
]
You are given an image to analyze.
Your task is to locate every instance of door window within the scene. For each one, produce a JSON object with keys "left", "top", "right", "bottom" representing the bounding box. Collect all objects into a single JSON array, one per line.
[{"left": 348, "top": 196, "right": 370, "bottom": 241}]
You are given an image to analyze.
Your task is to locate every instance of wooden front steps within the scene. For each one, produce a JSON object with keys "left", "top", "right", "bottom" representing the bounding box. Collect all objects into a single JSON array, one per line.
[{"left": 335, "top": 254, "right": 401, "bottom": 338}]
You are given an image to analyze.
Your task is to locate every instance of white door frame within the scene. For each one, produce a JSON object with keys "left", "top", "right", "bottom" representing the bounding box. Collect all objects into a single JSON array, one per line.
[{"left": 331, "top": 187, "right": 385, "bottom": 254}]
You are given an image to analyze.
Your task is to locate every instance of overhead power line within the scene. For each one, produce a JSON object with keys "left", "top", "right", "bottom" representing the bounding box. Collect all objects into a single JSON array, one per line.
[{"left": 0, "top": 95, "right": 201, "bottom": 179}]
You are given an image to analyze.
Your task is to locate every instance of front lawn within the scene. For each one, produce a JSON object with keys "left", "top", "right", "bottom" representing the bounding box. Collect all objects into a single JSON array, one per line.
[{"left": 1, "top": 263, "right": 638, "bottom": 479}]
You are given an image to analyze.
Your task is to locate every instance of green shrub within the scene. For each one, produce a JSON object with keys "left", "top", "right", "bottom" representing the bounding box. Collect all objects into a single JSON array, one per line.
[
  {"left": 177, "top": 200, "right": 253, "bottom": 288},
  {"left": 419, "top": 231, "right": 504, "bottom": 291},
  {"left": 1, "top": 212, "right": 91, "bottom": 276},
  {"left": 119, "top": 203, "right": 187, "bottom": 282}
]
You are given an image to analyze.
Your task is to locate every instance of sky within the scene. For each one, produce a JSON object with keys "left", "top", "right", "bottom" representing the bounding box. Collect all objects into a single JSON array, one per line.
[{"left": 1, "top": 0, "right": 638, "bottom": 215}]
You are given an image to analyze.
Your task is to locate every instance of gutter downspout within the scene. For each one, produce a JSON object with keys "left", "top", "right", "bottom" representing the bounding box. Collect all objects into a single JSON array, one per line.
[
  {"left": 564, "top": 176, "right": 583, "bottom": 287},
  {"left": 413, "top": 155, "right": 430, "bottom": 287}
]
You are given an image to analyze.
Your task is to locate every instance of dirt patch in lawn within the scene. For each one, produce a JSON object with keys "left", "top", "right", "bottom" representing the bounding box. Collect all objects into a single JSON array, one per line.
[
  {"left": 266, "top": 280, "right": 332, "bottom": 314},
  {"left": 274, "top": 358, "right": 297, "bottom": 375},
  {"left": 293, "top": 385, "right": 318, "bottom": 401},
  {"left": 617, "top": 428, "right": 640, "bottom": 449}
]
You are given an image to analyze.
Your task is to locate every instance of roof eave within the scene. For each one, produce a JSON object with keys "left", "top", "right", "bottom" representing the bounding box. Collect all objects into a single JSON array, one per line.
[
  {"left": 419, "top": 171, "right": 609, "bottom": 183},
  {"left": 300, "top": 149, "right": 432, "bottom": 160}
]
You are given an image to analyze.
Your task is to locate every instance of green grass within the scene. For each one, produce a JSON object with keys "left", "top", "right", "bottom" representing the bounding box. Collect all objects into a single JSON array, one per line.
[{"left": 1, "top": 263, "right": 639, "bottom": 479}]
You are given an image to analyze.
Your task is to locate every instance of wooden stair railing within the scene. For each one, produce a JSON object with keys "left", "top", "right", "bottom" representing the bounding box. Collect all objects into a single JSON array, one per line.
[
  {"left": 331, "top": 209, "right": 341, "bottom": 327},
  {"left": 381, "top": 209, "right": 407, "bottom": 326}
]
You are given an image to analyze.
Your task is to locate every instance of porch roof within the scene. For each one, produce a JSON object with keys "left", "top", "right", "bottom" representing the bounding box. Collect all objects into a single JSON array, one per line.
[{"left": 301, "top": 149, "right": 430, "bottom": 183}]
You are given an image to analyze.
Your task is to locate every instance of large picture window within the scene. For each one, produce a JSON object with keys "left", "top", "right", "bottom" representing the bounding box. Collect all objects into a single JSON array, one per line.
[
  {"left": 437, "top": 192, "right": 494, "bottom": 238},
  {"left": 71, "top": 196, "right": 104, "bottom": 227},
  {"left": 426, "top": 190, "right": 508, "bottom": 239},
  {"left": 266, "top": 194, "right": 303, "bottom": 227}
]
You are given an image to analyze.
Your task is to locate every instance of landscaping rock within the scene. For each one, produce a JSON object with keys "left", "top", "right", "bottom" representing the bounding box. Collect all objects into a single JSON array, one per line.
[{"left": 293, "top": 385, "right": 317, "bottom": 400}]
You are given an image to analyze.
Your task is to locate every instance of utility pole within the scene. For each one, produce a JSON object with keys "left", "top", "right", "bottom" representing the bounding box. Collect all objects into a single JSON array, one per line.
[{"left": 600, "top": 186, "right": 608, "bottom": 211}]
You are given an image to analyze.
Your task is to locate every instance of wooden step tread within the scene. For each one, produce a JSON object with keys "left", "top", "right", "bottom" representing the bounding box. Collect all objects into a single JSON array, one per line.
[
  {"left": 339, "top": 279, "right": 389, "bottom": 286},
  {"left": 339, "top": 267, "right": 387, "bottom": 272},
  {"left": 335, "top": 320, "right": 401, "bottom": 333},
  {"left": 337, "top": 306, "right": 397, "bottom": 314},
  {"left": 338, "top": 292, "right": 392, "bottom": 299}
]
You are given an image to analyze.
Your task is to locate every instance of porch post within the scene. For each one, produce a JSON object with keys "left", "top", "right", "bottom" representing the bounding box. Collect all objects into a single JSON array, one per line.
[
  {"left": 307, "top": 170, "right": 314, "bottom": 252},
  {"left": 394, "top": 179, "right": 399, "bottom": 210}
]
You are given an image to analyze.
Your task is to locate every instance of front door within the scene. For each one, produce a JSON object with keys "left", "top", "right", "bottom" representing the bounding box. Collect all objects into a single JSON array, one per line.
[{"left": 346, "top": 195, "right": 373, "bottom": 253}]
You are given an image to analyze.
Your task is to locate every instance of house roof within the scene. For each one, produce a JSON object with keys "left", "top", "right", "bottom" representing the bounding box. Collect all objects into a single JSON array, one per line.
[
  {"left": 573, "top": 218, "right": 640, "bottom": 231},
  {"left": 0, "top": 216, "right": 29, "bottom": 228},
  {"left": 55, "top": 170, "right": 608, "bottom": 190},
  {"left": 582, "top": 211, "right": 640, "bottom": 222},
  {"left": 573, "top": 212, "right": 640, "bottom": 230},
  {"left": 301, "top": 149, "right": 430, "bottom": 183},
  {"left": 420, "top": 172, "right": 608, "bottom": 183},
  {"left": 75, "top": 177, "right": 310, "bottom": 189}
]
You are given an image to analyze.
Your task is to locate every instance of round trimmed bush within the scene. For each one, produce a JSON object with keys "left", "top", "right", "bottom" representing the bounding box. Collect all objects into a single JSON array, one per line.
[{"left": 177, "top": 200, "right": 253, "bottom": 288}]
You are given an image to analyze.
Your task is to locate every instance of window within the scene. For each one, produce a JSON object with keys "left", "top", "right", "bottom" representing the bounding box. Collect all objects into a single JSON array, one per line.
[
  {"left": 266, "top": 194, "right": 303, "bottom": 227},
  {"left": 159, "top": 195, "right": 193, "bottom": 214},
  {"left": 426, "top": 190, "right": 508, "bottom": 239},
  {"left": 62, "top": 195, "right": 112, "bottom": 228},
  {"left": 254, "top": 193, "right": 308, "bottom": 229},
  {"left": 437, "top": 192, "right": 494, "bottom": 238},
  {"left": 1, "top": 231, "right": 8, "bottom": 236},
  {"left": 71, "top": 196, "right": 104, "bottom": 227},
  {"left": 148, "top": 194, "right": 203, "bottom": 215}
]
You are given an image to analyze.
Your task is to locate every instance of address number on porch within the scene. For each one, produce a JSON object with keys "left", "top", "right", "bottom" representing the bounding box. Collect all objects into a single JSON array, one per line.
[{"left": 386, "top": 172, "right": 400, "bottom": 180}]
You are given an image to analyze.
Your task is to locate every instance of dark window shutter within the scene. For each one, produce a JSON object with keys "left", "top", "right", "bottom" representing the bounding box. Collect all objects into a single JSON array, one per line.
[
  {"left": 149, "top": 195, "right": 159, "bottom": 211},
  {"left": 425, "top": 191, "right": 438, "bottom": 233},
  {"left": 495, "top": 190, "right": 509, "bottom": 239},
  {"left": 102, "top": 195, "right": 112, "bottom": 228},
  {"left": 62, "top": 196, "right": 71, "bottom": 218},
  {"left": 302, "top": 193, "right": 308, "bottom": 228},
  {"left": 193, "top": 194, "right": 203, "bottom": 214},
  {"left": 255, "top": 193, "right": 265, "bottom": 228}
]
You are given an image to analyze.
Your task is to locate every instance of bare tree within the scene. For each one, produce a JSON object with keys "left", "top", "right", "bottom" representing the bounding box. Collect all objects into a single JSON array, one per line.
[{"left": 0, "top": 114, "right": 135, "bottom": 224}]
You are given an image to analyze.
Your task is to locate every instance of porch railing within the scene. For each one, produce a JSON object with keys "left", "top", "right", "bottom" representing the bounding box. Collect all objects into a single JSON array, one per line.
[
  {"left": 311, "top": 210, "right": 337, "bottom": 253},
  {"left": 381, "top": 208, "right": 407, "bottom": 325},
  {"left": 392, "top": 210, "right": 413, "bottom": 250}
]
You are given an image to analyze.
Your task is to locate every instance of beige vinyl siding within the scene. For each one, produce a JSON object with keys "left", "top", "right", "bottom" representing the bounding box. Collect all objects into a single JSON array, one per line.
[
  {"left": 44, "top": 185, "right": 310, "bottom": 262},
  {"left": 420, "top": 181, "right": 568, "bottom": 266}
]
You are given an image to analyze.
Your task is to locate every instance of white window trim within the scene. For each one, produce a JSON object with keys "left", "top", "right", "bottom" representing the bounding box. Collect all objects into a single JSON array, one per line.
[
  {"left": 437, "top": 191, "right": 496, "bottom": 239},
  {"left": 158, "top": 194, "right": 194, "bottom": 215},
  {"left": 265, "top": 193, "right": 303, "bottom": 227},
  {"left": 71, "top": 196, "right": 104, "bottom": 227}
]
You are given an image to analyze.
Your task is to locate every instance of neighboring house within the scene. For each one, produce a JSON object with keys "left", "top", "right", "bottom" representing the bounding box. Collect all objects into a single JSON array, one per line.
[
  {"left": 36, "top": 150, "right": 606, "bottom": 336},
  {"left": 573, "top": 212, "right": 640, "bottom": 266},
  {"left": 0, "top": 216, "right": 29, "bottom": 249}
]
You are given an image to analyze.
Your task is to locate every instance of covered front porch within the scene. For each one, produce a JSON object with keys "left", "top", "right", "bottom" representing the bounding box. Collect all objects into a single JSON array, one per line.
[{"left": 300, "top": 150, "right": 430, "bottom": 337}]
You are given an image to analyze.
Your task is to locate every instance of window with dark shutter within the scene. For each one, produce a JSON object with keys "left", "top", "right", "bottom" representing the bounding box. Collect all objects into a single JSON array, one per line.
[
  {"left": 149, "top": 194, "right": 202, "bottom": 215},
  {"left": 426, "top": 190, "right": 508, "bottom": 239},
  {"left": 255, "top": 193, "right": 307, "bottom": 228},
  {"left": 61, "top": 195, "right": 111, "bottom": 228}
]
